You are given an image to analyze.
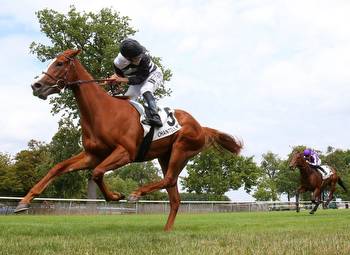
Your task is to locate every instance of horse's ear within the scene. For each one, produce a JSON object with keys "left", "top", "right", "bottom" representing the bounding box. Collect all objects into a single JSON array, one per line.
[
  {"left": 70, "top": 49, "right": 81, "bottom": 58},
  {"left": 64, "top": 49, "right": 81, "bottom": 59}
]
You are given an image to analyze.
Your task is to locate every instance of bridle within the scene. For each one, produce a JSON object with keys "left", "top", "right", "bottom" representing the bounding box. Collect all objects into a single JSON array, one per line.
[{"left": 41, "top": 55, "right": 115, "bottom": 91}]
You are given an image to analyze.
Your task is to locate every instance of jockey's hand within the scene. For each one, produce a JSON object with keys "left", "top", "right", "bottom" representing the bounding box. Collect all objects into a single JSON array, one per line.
[
  {"left": 113, "top": 75, "right": 129, "bottom": 84},
  {"left": 107, "top": 74, "right": 120, "bottom": 86}
]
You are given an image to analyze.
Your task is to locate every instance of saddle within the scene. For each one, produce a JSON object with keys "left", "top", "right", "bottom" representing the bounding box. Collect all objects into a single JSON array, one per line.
[
  {"left": 128, "top": 99, "right": 181, "bottom": 161},
  {"left": 319, "top": 165, "right": 333, "bottom": 180}
]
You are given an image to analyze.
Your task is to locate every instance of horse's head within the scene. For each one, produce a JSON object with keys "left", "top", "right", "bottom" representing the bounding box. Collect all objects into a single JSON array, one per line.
[
  {"left": 289, "top": 151, "right": 306, "bottom": 170},
  {"left": 31, "top": 49, "right": 81, "bottom": 100}
]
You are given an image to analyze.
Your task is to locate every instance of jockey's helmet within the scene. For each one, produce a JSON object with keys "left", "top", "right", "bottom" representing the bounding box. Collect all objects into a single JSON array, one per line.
[
  {"left": 120, "top": 39, "right": 144, "bottom": 60},
  {"left": 303, "top": 149, "right": 311, "bottom": 157}
]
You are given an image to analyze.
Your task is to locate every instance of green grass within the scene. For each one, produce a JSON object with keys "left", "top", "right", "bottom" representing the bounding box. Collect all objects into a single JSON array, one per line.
[{"left": 0, "top": 210, "right": 349, "bottom": 255}]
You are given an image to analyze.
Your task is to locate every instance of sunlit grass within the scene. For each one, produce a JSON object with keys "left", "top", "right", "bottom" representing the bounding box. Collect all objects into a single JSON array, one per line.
[{"left": 0, "top": 210, "right": 349, "bottom": 255}]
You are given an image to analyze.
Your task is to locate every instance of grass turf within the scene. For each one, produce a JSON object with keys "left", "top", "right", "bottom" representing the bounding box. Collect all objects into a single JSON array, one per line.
[{"left": 0, "top": 210, "right": 349, "bottom": 255}]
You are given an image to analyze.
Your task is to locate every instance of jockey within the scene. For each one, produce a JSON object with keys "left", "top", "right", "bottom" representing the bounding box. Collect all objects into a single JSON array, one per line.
[
  {"left": 108, "top": 38, "right": 163, "bottom": 127},
  {"left": 303, "top": 149, "right": 327, "bottom": 175}
]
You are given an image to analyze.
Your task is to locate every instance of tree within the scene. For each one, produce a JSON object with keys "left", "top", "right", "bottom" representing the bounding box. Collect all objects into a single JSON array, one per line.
[
  {"left": 179, "top": 192, "right": 230, "bottom": 201},
  {"left": 107, "top": 161, "right": 167, "bottom": 200},
  {"left": 116, "top": 161, "right": 161, "bottom": 186},
  {"left": 13, "top": 140, "right": 51, "bottom": 194},
  {"left": 253, "top": 152, "right": 281, "bottom": 201},
  {"left": 0, "top": 153, "right": 22, "bottom": 196},
  {"left": 181, "top": 148, "right": 260, "bottom": 200},
  {"left": 322, "top": 148, "right": 350, "bottom": 200},
  {"left": 275, "top": 160, "right": 299, "bottom": 201}
]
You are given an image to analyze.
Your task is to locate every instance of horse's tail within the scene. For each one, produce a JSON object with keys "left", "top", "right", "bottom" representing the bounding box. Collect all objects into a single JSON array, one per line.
[
  {"left": 337, "top": 178, "right": 348, "bottom": 192},
  {"left": 202, "top": 127, "right": 243, "bottom": 155}
]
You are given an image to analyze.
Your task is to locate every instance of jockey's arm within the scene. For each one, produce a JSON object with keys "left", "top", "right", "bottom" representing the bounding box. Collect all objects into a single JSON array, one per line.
[{"left": 306, "top": 156, "right": 317, "bottom": 166}]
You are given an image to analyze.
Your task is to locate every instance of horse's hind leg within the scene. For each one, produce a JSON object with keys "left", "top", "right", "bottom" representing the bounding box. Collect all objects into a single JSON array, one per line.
[
  {"left": 324, "top": 182, "right": 336, "bottom": 208},
  {"left": 129, "top": 147, "right": 193, "bottom": 201},
  {"left": 158, "top": 155, "right": 181, "bottom": 231}
]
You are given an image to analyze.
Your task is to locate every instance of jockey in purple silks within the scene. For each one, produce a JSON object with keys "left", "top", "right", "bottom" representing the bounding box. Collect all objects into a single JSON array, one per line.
[{"left": 303, "top": 149, "right": 327, "bottom": 175}]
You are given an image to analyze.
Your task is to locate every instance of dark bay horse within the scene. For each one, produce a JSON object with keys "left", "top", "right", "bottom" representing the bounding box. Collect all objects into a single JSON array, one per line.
[
  {"left": 289, "top": 152, "right": 347, "bottom": 214},
  {"left": 15, "top": 49, "right": 243, "bottom": 231}
]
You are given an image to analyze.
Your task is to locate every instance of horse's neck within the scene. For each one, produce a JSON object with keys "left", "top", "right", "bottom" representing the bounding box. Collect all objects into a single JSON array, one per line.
[
  {"left": 299, "top": 163, "right": 313, "bottom": 179},
  {"left": 71, "top": 61, "right": 113, "bottom": 122}
]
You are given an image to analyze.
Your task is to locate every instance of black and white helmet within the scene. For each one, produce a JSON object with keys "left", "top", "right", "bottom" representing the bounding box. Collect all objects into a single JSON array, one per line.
[{"left": 120, "top": 38, "right": 145, "bottom": 59}]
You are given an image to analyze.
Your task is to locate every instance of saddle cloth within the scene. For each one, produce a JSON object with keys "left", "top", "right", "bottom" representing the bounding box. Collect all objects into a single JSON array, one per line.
[
  {"left": 320, "top": 165, "right": 333, "bottom": 180},
  {"left": 129, "top": 100, "right": 181, "bottom": 141}
]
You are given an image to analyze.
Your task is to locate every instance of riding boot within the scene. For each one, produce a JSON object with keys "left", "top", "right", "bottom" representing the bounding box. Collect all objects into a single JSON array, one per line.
[
  {"left": 317, "top": 165, "right": 327, "bottom": 175},
  {"left": 142, "top": 91, "right": 163, "bottom": 127}
]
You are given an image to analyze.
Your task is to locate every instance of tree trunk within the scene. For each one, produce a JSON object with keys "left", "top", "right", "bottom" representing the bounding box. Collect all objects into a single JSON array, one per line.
[{"left": 87, "top": 178, "right": 97, "bottom": 199}]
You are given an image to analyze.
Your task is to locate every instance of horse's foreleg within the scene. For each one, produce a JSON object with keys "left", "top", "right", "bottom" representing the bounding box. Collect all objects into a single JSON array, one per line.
[
  {"left": 92, "top": 146, "right": 131, "bottom": 201},
  {"left": 15, "top": 152, "right": 95, "bottom": 213},
  {"left": 310, "top": 188, "right": 321, "bottom": 214},
  {"left": 296, "top": 187, "right": 305, "bottom": 213},
  {"left": 158, "top": 155, "right": 180, "bottom": 232}
]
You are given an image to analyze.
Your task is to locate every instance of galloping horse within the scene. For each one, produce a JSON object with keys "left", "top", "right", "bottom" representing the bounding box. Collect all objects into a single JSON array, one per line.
[
  {"left": 15, "top": 49, "right": 242, "bottom": 231},
  {"left": 289, "top": 151, "right": 347, "bottom": 214}
]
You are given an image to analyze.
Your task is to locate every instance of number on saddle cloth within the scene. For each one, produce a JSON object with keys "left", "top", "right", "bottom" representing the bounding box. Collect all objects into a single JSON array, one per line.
[
  {"left": 129, "top": 100, "right": 181, "bottom": 140},
  {"left": 129, "top": 100, "right": 181, "bottom": 162}
]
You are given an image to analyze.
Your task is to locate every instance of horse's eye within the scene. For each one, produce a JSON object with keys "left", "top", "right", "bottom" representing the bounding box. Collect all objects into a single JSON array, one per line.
[{"left": 56, "top": 62, "right": 64, "bottom": 67}]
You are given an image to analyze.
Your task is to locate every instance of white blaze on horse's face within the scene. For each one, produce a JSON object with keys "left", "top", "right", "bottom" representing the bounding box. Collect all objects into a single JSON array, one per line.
[
  {"left": 31, "top": 58, "right": 61, "bottom": 100},
  {"left": 32, "top": 58, "right": 57, "bottom": 84}
]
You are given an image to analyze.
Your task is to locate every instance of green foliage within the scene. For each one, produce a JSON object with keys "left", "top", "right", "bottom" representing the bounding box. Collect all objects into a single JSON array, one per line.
[
  {"left": 0, "top": 153, "right": 22, "bottom": 195},
  {"left": 106, "top": 161, "right": 167, "bottom": 200},
  {"left": 179, "top": 192, "right": 230, "bottom": 201},
  {"left": 275, "top": 161, "right": 299, "bottom": 200},
  {"left": 30, "top": 5, "right": 172, "bottom": 120},
  {"left": 115, "top": 161, "right": 161, "bottom": 186},
  {"left": 181, "top": 148, "right": 260, "bottom": 199},
  {"left": 13, "top": 140, "right": 51, "bottom": 194},
  {"left": 104, "top": 175, "right": 138, "bottom": 197},
  {"left": 322, "top": 148, "right": 350, "bottom": 200},
  {"left": 254, "top": 152, "right": 283, "bottom": 201}
]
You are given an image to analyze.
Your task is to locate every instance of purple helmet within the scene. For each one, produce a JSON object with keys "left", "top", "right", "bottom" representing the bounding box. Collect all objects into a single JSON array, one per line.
[{"left": 303, "top": 149, "right": 311, "bottom": 156}]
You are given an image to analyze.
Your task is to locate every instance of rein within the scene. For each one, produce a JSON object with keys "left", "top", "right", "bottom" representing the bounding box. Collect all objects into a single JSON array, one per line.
[{"left": 41, "top": 55, "right": 116, "bottom": 91}]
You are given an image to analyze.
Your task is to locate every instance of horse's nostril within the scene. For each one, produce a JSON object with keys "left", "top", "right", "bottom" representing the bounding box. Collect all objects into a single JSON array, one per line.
[{"left": 34, "top": 83, "right": 42, "bottom": 89}]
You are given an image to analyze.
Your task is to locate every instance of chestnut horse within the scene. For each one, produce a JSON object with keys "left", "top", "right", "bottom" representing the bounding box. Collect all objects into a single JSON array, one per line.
[
  {"left": 15, "top": 49, "right": 242, "bottom": 231},
  {"left": 289, "top": 152, "right": 347, "bottom": 214}
]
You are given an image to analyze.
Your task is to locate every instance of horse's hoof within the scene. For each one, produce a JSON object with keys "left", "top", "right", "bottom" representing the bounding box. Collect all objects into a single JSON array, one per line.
[
  {"left": 107, "top": 192, "right": 125, "bottom": 202},
  {"left": 14, "top": 203, "right": 29, "bottom": 213},
  {"left": 127, "top": 194, "right": 140, "bottom": 203},
  {"left": 309, "top": 211, "right": 315, "bottom": 215}
]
